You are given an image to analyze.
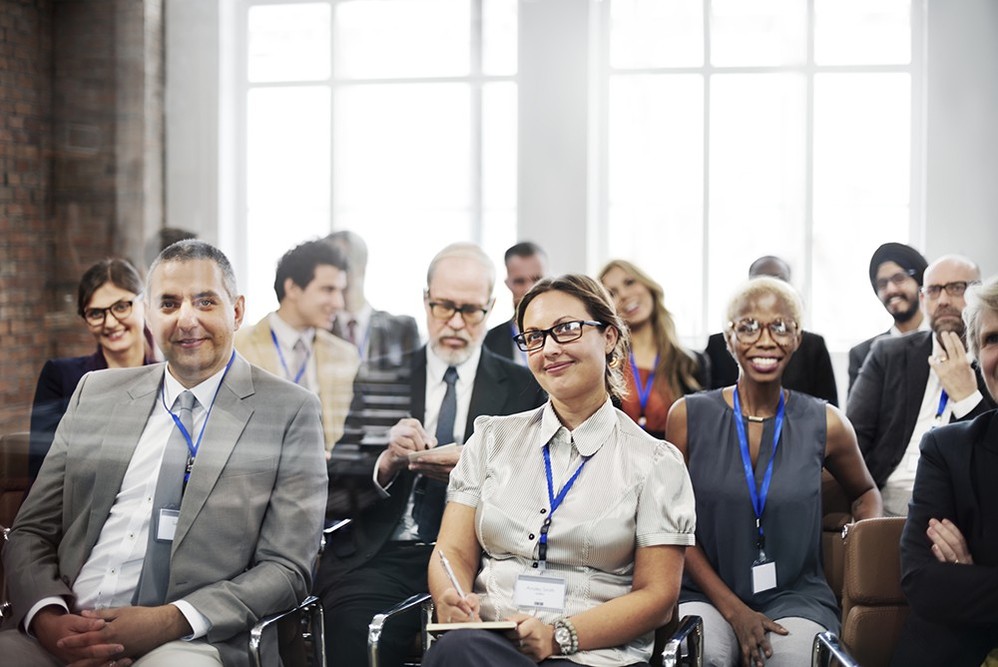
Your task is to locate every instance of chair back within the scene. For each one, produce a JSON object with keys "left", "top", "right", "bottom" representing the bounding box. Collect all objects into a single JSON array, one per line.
[
  {"left": 821, "top": 469, "right": 852, "bottom": 602},
  {"left": 840, "top": 517, "right": 908, "bottom": 667},
  {"left": 0, "top": 431, "right": 30, "bottom": 620}
]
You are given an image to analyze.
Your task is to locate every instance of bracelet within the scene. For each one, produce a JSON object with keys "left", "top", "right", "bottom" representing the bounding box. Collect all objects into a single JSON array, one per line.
[{"left": 553, "top": 617, "right": 579, "bottom": 655}]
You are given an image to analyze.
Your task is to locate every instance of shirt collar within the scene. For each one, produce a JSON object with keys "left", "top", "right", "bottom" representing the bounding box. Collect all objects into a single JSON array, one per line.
[
  {"left": 538, "top": 397, "right": 616, "bottom": 458},
  {"left": 425, "top": 343, "right": 483, "bottom": 385},
  {"left": 163, "top": 357, "right": 230, "bottom": 411},
  {"left": 269, "top": 311, "right": 315, "bottom": 353}
]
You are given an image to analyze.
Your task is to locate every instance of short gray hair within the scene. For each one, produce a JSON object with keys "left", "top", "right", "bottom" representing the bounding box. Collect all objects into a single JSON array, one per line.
[
  {"left": 963, "top": 275, "right": 998, "bottom": 359},
  {"left": 147, "top": 239, "right": 239, "bottom": 301},
  {"left": 426, "top": 242, "right": 495, "bottom": 295}
]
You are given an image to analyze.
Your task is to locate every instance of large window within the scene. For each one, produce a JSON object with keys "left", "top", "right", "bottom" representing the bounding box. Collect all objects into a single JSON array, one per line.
[
  {"left": 234, "top": 0, "right": 518, "bottom": 323},
  {"left": 595, "top": 0, "right": 922, "bottom": 349}
]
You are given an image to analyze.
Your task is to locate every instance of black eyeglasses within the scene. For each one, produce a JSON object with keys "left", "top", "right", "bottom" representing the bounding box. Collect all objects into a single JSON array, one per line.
[
  {"left": 426, "top": 299, "right": 490, "bottom": 324},
  {"left": 728, "top": 318, "right": 798, "bottom": 345},
  {"left": 514, "top": 320, "right": 604, "bottom": 352},
  {"left": 920, "top": 281, "right": 980, "bottom": 299},
  {"left": 875, "top": 269, "right": 917, "bottom": 292},
  {"left": 83, "top": 299, "right": 137, "bottom": 326}
]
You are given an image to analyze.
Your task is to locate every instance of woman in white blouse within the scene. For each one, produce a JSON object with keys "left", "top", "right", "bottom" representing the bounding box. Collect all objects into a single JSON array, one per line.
[{"left": 425, "top": 274, "right": 696, "bottom": 667}]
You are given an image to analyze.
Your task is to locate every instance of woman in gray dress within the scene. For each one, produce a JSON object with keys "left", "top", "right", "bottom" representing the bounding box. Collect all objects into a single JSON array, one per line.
[{"left": 666, "top": 276, "right": 881, "bottom": 667}]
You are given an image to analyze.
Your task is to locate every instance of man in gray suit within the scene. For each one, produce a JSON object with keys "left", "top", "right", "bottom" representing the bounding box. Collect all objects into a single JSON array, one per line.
[{"left": 0, "top": 241, "right": 327, "bottom": 666}]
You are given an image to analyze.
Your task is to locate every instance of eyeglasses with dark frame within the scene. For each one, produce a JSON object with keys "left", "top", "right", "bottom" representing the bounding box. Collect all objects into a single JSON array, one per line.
[
  {"left": 874, "top": 269, "right": 917, "bottom": 292},
  {"left": 728, "top": 318, "right": 798, "bottom": 345},
  {"left": 426, "top": 298, "right": 491, "bottom": 324},
  {"left": 920, "top": 280, "right": 981, "bottom": 300},
  {"left": 83, "top": 298, "right": 137, "bottom": 327},
  {"left": 514, "top": 320, "right": 604, "bottom": 352}
]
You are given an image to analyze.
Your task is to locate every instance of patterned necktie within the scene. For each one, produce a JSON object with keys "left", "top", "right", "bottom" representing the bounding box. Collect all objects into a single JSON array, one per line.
[
  {"left": 134, "top": 390, "right": 195, "bottom": 606},
  {"left": 413, "top": 366, "right": 459, "bottom": 541}
]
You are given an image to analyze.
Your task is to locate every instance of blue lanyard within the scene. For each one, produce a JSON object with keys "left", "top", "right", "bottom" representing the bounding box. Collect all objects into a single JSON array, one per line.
[
  {"left": 732, "top": 386, "right": 785, "bottom": 555},
  {"left": 628, "top": 353, "right": 659, "bottom": 419},
  {"left": 270, "top": 329, "right": 310, "bottom": 385},
  {"left": 161, "top": 351, "right": 236, "bottom": 486},
  {"left": 935, "top": 389, "right": 949, "bottom": 422},
  {"left": 538, "top": 441, "right": 591, "bottom": 569}
]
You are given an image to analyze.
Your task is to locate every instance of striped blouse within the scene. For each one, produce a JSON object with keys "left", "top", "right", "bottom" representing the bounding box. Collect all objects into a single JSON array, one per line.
[{"left": 448, "top": 398, "right": 697, "bottom": 666}]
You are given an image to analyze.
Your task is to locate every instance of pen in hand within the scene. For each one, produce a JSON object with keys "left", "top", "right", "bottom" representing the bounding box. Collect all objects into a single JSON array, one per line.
[{"left": 438, "top": 551, "right": 477, "bottom": 621}]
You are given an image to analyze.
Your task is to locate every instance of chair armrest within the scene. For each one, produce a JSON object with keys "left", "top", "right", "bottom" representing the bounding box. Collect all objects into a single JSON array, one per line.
[
  {"left": 660, "top": 615, "right": 703, "bottom": 667},
  {"left": 811, "top": 631, "right": 860, "bottom": 667},
  {"left": 368, "top": 592, "right": 432, "bottom": 667},
  {"left": 249, "top": 595, "right": 324, "bottom": 667},
  {"left": 320, "top": 518, "right": 352, "bottom": 555}
]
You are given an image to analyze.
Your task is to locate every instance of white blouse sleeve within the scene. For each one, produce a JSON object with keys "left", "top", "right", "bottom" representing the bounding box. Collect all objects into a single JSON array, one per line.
[
  {"left": 446, "top": 414, "right": 493, "bottom": 509},
  {"left": 636, "top": 440, "right": 697, "bottom": 547}
]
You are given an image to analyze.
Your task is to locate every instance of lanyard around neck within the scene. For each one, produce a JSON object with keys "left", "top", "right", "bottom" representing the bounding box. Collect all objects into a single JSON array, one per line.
[
  {"left": 270, "top": 328, "right": 310, "bottom": 385},
  {"left": 537, "top": 440, "right": 591, "bottom": 570},
  {"left": 629, "top": 353, "right": 659, "bottom": 419},
  {"left": 732, "top": 386, "right": 785, "bottom": 555}
]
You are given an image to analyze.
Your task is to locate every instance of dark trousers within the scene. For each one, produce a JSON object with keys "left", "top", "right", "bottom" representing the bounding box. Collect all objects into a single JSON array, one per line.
[
  {"left": 424, "top": 629, "right": 650, "bottom": 667},
  {"left": 316, "top": 542, "right": 433, "bottom": 667}
]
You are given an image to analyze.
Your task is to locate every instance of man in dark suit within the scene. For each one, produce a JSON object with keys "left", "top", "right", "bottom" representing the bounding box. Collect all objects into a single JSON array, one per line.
[
  {"left": 847, "top": 254, "right": 995, "bottom": 516},
  {"left": 0, "top": 241, "right": 327, "bottom": 667},
  {"left": 316, "top": 242, "right": 546, "bottom": 667},
  {"left": 483, "top": 241, "right": 549, "bottom": 365},
  {"left": 326, "top": 230, "right": 420, "bottom": 369},
  {"left": 704, "top": 255, "right": 839, "bottom": 405},
  {"left": 847, "top": 242, "right": 929, "bottom": 394},
  {"left": 892, "top": 275, "right": 998, "bottom": 665}
]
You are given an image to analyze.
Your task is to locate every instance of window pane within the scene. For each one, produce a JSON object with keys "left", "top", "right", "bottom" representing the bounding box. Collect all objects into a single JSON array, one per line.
[
  {"left": 482, "top": 82, "right": 517, "bottom": 210},
  {"left": 607, "top": 74, "right": 704, "bottom": 338},
  {"left": 609, "top": 0, "right": 703, "bottom": 69},
  {"left": 334, "top": 0, "right": 471, "bottom": 78},
  {"left": 812, "top": 72, "right": 911, "bottom": 347},
  {"left": 483, "top": 0, "right": 517, "bottom": 75},
  {"left": 248, "top": 3, "right": 331, "bottom": 83},
  {"left": 710, "top": 0, "right": 806, "bottom": 67},
  {"left": 708, "top": 73, "right": 806, "bottom": 325},
  {"left": 815, "top": 0, "right": 911, "bottom": 65}
]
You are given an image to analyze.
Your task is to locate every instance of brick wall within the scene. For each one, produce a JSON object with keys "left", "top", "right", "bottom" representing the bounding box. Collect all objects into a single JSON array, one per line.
[{"left": 0, "top": 0, "right": 163, "bottom": 435}]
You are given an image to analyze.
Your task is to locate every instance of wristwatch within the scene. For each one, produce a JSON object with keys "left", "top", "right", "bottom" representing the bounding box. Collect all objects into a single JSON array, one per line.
[{"left": 553, "top": 617, "right": 579, "bottom": 655}]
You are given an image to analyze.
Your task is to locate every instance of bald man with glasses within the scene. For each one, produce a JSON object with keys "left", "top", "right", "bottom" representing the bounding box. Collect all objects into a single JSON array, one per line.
[
  {"left": 316, "top": 242, "right": 545, "bottom": 667},
  {"left": 847, "top": 254, "right": 996, "bottom": 516}
]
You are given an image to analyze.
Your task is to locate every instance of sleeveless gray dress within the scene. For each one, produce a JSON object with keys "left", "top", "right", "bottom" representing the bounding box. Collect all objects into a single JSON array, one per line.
[{"left": 679, "top": 389, "right": 839, "bottom": 632}]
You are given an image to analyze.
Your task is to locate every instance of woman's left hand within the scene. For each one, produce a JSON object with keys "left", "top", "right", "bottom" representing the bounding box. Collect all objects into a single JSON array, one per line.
[
  {"left": 505, "top": 613, "right": 556, "bottom": 662},
  {"left": 927, "top": 518, "right": 974, "bottom": 565}
]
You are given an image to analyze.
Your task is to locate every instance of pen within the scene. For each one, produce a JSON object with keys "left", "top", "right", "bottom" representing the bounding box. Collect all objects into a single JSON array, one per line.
[{"left": 438, "top": 551, "right": 467, "bottom": 600}]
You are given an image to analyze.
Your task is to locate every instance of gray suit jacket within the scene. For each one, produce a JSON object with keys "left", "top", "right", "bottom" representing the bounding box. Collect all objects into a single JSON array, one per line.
[{"left": 3, "top": 356, "right": 327, "bottom": 667}]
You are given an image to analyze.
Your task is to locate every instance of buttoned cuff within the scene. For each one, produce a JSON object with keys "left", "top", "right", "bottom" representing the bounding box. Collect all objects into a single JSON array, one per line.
[
  {"left": 23, "top": 597, "right": 69, "bottom": 636},
  {"left": 172, "top": 600, "right": 212, "bottom": 639},
  {"left": 951, "top": 390, "right": 983, "bottom": 419}
]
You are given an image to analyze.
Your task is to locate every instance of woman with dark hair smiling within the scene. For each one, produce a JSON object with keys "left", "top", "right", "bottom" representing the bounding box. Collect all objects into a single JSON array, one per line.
[
  {"left": 29, "top": 258, "right": 157, "bottom": 480},
  {"left": 423, "top": 274, "right": 695, "bottom": 666}
]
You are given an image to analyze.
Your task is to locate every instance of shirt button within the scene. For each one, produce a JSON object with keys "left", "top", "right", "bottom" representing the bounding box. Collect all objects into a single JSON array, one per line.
[
  {"left": 540, "top": 508, "right": 547, "bottom": 514},
  {"left": 529, "top": 533, "right": 535, "bottom": 540},
  {"left": 531, "top": 562, "right": 538, "bottom": 569}
]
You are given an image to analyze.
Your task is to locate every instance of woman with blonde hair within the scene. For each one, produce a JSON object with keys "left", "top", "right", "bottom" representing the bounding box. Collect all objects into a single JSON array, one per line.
[{"left": 599, "top": 259, "right": 709, "bottom": 438}]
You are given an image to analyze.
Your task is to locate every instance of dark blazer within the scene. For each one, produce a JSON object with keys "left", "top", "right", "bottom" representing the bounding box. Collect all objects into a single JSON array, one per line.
[
  {"left": 332, "top": 309, "right": 420, "bottom": 370},
  {"left": 891, "top": 411, "right": 998, "bottom": 667},
  {"left": 323, "top": 345, "right": 545, "bottom": 582},
  {"left": 847, "top": 330, "right": 889, "bottom": 395},
  {"left": 704, "top": 330, "right": 839, "bottom": 406},
  {"left": 846, "top": 331, "right": 996, "bottom": 488},
  {"left": 484, "top": 319, "right": 518, "bottom": 361}
]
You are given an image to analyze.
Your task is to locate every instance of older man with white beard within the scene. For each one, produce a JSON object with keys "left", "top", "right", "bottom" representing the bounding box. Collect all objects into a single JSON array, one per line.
[
  {"left": 847, "top": 254, "right": 997, "bottom": 516},
  {"left": 315, "top": 242, "right": 546, "bottom": 667}
]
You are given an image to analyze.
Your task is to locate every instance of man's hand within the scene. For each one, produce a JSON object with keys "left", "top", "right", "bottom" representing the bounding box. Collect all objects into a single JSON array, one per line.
[
  {"left": 377, "top": 418, "right": 435, "bottom": 486},
  {"left": 31, "top": 606, "right": 128, "bottom": 666},
  {"left": 408, "top": 446, "right": 461, "bottom": 482},
  {"left": 929, "top": 331, "right": 978, "bottom": 402},
  {"left": 58, "top": 605, "right": 192, "bottom": 660},
  {"left": 927, "top": 517, "right": 975, "bottom": 565}
]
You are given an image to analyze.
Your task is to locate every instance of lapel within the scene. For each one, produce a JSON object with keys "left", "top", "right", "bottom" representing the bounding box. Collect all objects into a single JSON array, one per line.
[
  {"left": 172, "top": 355, "right": 255, "bottom": 551},
  {"left": 410, "top": 347, "right": 427, "bottom": 425},
  {"left": 903, "top": 332, "right": 932, "bottom": 430},
  {"left": 249, "top": 315, "right": 281, "bottom": 370},
  {"left": 85, "top": 366, "right": 164, "bottom": 554},
  {"left": 465, "top": 349, "right": 509, "bottom": 442}
]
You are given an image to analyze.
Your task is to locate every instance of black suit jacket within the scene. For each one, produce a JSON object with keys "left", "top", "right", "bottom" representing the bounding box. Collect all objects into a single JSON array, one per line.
[
  {"left": 324, "top": 345, "right": 545, "bottom": 581},
  {"left": 332, "top": 309, "right": 420, "bottom": 370},
  {"left": 484, "top": 319, "right": 518, "bottom": 361},
  {"left": 847, "top": 330, "right": 889, "bottom": 395},
  {"left": 704, "top": 330, "right": 839, "bottom": 406},
  {"left": 846, "top": 331, "right": 996, "bottom": 488},
  {"left": 891, "top": 411, "right": 998, "bottom": 667}
]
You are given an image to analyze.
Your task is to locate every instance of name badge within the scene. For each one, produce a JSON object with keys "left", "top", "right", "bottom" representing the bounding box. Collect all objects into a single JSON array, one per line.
[
  {"left": 751, "top": 560, "right": 777, "bottom": 594},
  {"left": 513, "top": 573, "right": 566, "bottom": 613},
  {"left": 156, "top": 508, "right": 180, "bottom": 542}
]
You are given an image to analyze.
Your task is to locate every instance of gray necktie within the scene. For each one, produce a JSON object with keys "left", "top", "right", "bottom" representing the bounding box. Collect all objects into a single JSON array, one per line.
[
  {"left": 413, "top": 366, "right": 459, "bottom": 541},
  {"left": 134, "top": 390, "right": 195, "bottom": 606}
]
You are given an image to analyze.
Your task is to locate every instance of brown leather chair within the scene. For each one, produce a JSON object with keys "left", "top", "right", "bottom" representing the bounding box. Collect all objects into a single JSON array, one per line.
[
  {"left": 840, "top": 517, "right": 908, "bottom": 667},
  {"left": 821, "top": 469, "right": 852, "bottom": 603}
]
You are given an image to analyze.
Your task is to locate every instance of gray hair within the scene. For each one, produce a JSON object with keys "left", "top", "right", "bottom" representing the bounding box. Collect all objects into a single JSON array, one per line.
[
  {"left": 148, "top": 239, "right": 239, "bottom": 300},
  {"left": 426, "top": 242, "right": 495, "bottom": 295},
  {"left": 964, "top": 275, "right": 998, "bottom": 359}
]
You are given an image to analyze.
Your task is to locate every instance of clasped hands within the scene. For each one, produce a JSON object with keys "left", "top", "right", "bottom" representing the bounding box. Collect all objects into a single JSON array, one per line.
[
  {"left": 33, "top": 604, "right": 190, "bottom": 667},
  {"left": 927, "top": 517, "right": 974, "bottom": 566},
  {"left": 378, "top": 418, "right": 461, "bottom": 484},
  {"left": 436, "top": 588, "right": 558, "bottom": 662}
]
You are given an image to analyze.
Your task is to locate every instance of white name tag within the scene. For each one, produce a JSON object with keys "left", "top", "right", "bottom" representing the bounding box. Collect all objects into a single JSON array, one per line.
[
  {"left": 751, "top": 560, "right": 777, "bottom": 594},
  {"left": 156, "top": 509, "right": 180, "bottom": 542},
  {"left": 513, "top": 573, "right": 566, "bottom": 613}
]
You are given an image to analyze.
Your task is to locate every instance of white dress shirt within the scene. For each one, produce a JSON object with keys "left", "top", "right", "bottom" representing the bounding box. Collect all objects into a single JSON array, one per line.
[{"left": 268, "top": 311, "right": 318, "bottom": 393}]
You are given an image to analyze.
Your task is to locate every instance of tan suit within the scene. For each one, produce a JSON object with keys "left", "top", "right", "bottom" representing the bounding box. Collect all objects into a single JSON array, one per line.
[{"left": 235, "top": 314, "right": 359, "bottom": 451}]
